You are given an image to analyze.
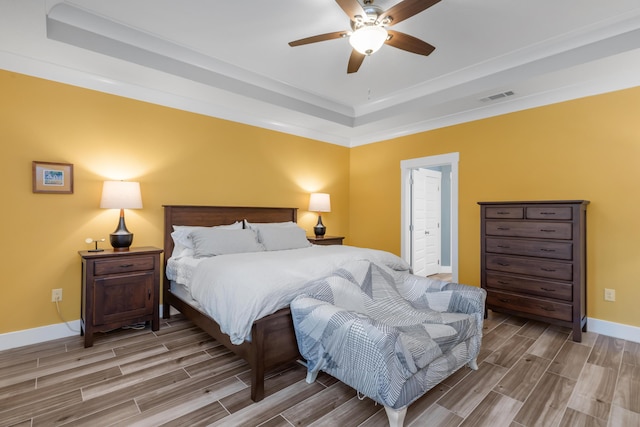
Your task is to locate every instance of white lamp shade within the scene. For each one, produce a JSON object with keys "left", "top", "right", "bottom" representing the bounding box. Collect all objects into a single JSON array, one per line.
[
  {"left": 349, "top": 25, "right": 388, "bottom": 55},
  {"left": 100, "top": 181, "right": 143, "bottom": 209},
  {"left": 309, "top": 193, "right": 331, "bottom": 212}
]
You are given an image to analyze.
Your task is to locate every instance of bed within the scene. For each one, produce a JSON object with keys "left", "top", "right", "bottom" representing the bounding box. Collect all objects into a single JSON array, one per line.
[{"left": 161, "top": 205, "right": 411, "bottom": 402}]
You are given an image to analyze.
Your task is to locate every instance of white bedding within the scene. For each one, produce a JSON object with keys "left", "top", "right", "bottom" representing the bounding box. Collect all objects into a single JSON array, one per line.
[{"left": 170, "top": 245, "right": 410, "bottom": 344}]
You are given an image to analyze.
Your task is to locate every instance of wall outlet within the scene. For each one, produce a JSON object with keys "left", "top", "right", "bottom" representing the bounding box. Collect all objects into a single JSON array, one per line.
[
  {"left": 604, "top": 288, "right": 615, "bottom": 302},
  {"left": 51, "top": 288, "right": 62, "bottom": 302}
]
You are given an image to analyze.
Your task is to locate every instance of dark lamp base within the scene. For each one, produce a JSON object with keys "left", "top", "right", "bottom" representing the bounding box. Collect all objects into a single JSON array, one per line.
[
  {"left": 314, "top": 215, "right": 326, "bottom": 238},
  {"left": 110, "top": 213, "right": 134, "bottom": 251}
]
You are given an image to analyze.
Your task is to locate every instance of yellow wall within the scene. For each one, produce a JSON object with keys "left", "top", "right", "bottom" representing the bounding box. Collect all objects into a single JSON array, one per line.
[
  {"left": 0, "top": 70, "right": 349, "bottom": 334},
  {"left": 2, "top": 68, "right": 639, "bottom": 335},
  {"left": 350, "top": 86, "right": 640, "bottom": 328}
]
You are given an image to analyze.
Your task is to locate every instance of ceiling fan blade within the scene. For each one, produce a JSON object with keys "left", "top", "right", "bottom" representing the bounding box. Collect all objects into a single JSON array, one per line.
[
  {"left": 335, "top": 0, "right": 367, "bottom": 21},
  {"left": 386, "top": 30, "right": 435, "bottom": 56},
  {"left": 347, "top": 50, "right": 366, "bottom": 74},
  {"left": 289, "top": 31, "right": 348, "bottom": 47},
  {"left": 380, "top": 0, "right": 441, "bottom": 26}
]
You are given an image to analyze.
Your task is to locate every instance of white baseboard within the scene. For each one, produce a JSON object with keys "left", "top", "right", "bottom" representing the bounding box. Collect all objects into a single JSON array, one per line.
[
  {"left": 0, "top": 306, "right": 169, "bottom": 352},
  {"left": 587, "top": 317, "right": 640, "bottom": 344},
  {"left": 0, "top": 320, "right": 82, "bottom": 351}
]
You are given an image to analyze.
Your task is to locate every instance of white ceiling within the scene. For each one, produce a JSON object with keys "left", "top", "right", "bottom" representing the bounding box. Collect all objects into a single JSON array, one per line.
[{"left": 2, "top": 0, "right": 640, "bottom": 146}]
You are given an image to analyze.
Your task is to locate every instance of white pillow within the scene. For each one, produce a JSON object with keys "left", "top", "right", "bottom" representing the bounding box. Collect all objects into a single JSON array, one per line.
[
  {"left": 254, "top": 223, "right": 311, "bottom": 251},
  {"left": 171, "top": 222, "right": 242, "bottom": 256},
  {"left": 244, "top": 220, "right": 296, "bottom": 231},
  {"left": 189, "top": 228, "right": 264, "bottom": 258}
]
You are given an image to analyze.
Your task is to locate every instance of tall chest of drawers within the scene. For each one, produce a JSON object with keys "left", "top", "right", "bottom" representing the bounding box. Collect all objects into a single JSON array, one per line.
[{"left": 479, "top": 200, "right": 589, "bottom": 342}]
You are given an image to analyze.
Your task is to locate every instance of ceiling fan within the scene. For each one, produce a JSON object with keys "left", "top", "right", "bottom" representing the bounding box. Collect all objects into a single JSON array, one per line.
[{"left": 288, "top": 0, "right": 441, "bottom": 74}]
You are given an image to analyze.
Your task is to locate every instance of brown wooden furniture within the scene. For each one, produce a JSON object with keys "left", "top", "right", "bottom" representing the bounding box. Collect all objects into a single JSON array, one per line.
[
  {"left": 479, "top": 200, "right": 588, "bottom": 342},
  {"left": 79, "top": 246, "right": 163, "bottom": 347},
  {"left": 307, "top": 235, "right": 344, "bottom": 245},
  {"left": 162, "top": 205, "right": 302, "bottom": 402}
]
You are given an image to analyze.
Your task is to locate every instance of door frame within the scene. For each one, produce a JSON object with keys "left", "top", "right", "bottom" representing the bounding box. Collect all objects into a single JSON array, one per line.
[{"left": 400, "top": 152, "right": 460, "bottom": 282}]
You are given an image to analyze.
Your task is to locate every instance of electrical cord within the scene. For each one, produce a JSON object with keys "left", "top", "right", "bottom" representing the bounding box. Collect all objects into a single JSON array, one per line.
[{"left": 54, "top": 300, "right": 80, "bottom": 333}]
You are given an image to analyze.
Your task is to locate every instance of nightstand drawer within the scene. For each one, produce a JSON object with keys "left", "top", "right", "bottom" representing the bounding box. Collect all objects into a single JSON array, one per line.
[{"left": 94, "top": 256, "right": 155, "bottom": 275}]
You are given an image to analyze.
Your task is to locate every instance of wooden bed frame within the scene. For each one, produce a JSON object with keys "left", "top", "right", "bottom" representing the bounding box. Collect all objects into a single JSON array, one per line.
[{"left": 162, "top": 205, "right": 302, "bottom": 402}]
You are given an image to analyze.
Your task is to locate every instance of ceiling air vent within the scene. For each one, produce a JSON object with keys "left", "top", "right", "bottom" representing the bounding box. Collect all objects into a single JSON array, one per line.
[{"left": 479, "top": 90, "right": 515, "bottom": 103}]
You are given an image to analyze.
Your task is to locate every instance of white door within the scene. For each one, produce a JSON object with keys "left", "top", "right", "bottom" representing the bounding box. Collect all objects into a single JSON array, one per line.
[{"left": 411, "top": 168, "right": 441, "bottom": 276}]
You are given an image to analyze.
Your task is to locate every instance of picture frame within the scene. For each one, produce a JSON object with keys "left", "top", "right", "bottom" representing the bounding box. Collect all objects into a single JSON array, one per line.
[{"left": 32, "top": 161, "right": 74, "bottom": 194}]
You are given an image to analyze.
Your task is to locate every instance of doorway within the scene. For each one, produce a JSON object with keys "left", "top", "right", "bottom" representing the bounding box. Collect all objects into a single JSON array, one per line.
[{"left": 401, "top": 152, "right": 459, "bottom": 282}]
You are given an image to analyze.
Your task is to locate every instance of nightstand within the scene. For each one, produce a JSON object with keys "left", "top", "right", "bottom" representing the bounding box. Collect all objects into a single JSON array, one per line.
[
  {"left": 307, "top": 236, "right": 344, "bottom": 245},
  {"left": 79, "top": 246, "right": 163, "bottom": 347}
]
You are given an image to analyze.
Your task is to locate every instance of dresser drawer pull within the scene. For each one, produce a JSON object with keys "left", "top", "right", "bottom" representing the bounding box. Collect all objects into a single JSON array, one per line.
[
  {"left": 540, "top": 287, "right": 556, "bottom": 292},
  {"left": 497, "top": 262, "right": 510, "bottom": 267},
  {"left": 540, "top": 248, "right": 556, "bottom": 252},
  {"left": 497, "top": 245, "right": 511, "bottom": 249},
  {"left": 540, "top": 306, "right": 556, "bottom": 312},
  {"left": 496, "top": 211, "right": 511, "bottom": 215},
  {"left": 497, "top": 280, "right": 511, "bottom": 285},
  {"left": 540, "top": 212, "right": 556, "bottom": 215},
  {"left": 498, "top": 298, "right": 511, "bottom": 303},
  {"left": 148, "top": 289, "right": 151, "bottom": 300},
  {"left": 540, "top": 229, "right": 556, "bottom": 233},
  {"left": 540, "top": 268, "right": 556, "bottom": 272},
  {"left": 497, "top": 227, "right": 510, "bottom": 231},
  {"left": 119, "top": 263, "right": 134, "bottom": 268}
]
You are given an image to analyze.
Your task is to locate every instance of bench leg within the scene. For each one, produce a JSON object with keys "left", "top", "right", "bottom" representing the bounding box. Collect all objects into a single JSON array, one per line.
[{"left": 384, "top": 406, "right": 407, "bottom": 427}]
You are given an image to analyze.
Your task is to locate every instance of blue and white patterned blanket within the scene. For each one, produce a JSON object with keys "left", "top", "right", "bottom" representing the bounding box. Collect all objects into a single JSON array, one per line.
[{"left": 291, "top": 259, "right": 486, "bottom": 409}]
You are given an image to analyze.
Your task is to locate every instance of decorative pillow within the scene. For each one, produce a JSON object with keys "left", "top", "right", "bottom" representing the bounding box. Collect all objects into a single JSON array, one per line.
[
  {"left": 254, "top": 223, "right": 311, "bottom": 251},
  {"left": 171, "top": 222, "right": 242, "bottom": 256},
  {"left": 189, "top": 228, "right": 264, "bottom": 258}
]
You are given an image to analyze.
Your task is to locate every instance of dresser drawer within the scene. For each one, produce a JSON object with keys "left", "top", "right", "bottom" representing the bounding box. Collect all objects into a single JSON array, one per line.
[
  {"left": 526, "top": 206, "right": 572, "bottom": 220},
  {"left": 486, "top": 272, "right": 572, "bottom": 301},
  {"left": 487, "top": 290, "right": 572, "bottom": 322},
  {"left": 486, "top": 254, "right": 573, "bottom": 281},
  {"left": 485, "top": 207, "right": 523, "bottom": 219},
  {"left": 486, "top": 237, "right": 573, "bottom": 260},
  {"left": 486, "top": 221, "right": 572, "bottom": 240},
  {"left": 94, "top": 256, "right": 155, "bottom": 276}
]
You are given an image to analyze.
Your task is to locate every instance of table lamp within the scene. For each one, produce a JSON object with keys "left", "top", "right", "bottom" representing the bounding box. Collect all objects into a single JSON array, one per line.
[
  {"left": 308, "top": 193, "right": 331, "bottom": 238},
  {"left": 100, "top": 181, "right": 143, "bottom": 251}
]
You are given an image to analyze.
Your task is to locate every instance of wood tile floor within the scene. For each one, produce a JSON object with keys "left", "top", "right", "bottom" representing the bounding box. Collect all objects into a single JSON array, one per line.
[{"left": 1, "top": 311, "right": 639, "bottom": 426}]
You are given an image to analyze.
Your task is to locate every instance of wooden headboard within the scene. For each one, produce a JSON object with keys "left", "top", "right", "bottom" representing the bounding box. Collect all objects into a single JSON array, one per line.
[{"left": 162, "top": 205, "right": 298, "bottom": 268}]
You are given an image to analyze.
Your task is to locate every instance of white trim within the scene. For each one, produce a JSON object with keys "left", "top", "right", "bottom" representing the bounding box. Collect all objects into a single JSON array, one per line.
[
  {"left": 0, "top": 305, "right": 169, "bottom": 351},
  {"left": 588, "top": 317, "right": 640, "bottom": 344},
  {"left": 401, "top": 153, "right": 459, "bottom": 283},
  {"left": 0, "top": 320, "right": 81, "bottom": 351}
]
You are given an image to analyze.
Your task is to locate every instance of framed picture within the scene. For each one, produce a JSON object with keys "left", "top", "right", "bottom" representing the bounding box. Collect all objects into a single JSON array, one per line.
[{"left": 32, "top": 161, "right": 74, "bottom": 194}]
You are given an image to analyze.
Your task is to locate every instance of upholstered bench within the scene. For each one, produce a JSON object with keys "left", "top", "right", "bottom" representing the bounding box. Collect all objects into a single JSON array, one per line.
[{"left": 291, "top": 260, "right": 486, "bottom": 427}]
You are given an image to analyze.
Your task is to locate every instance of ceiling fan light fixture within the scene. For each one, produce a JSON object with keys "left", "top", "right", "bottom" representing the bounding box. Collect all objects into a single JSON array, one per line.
[{"left": 349, "top": 25, "right": 388, "bottom": 55}]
